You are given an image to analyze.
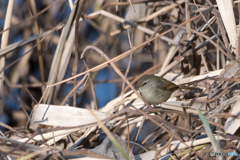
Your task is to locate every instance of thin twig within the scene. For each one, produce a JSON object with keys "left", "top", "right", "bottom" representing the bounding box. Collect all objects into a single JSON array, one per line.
[
  {"left": 82, "top": 58, "right": 99, "bottom": 109},
  {"left": 61, "top": 74, "right": 88, "bottom": 105}
]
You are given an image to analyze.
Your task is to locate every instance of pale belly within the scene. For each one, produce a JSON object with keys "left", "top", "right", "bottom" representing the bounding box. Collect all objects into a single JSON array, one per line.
[{"left": 140, "top": 90, "right": 172, "bottom": 105}]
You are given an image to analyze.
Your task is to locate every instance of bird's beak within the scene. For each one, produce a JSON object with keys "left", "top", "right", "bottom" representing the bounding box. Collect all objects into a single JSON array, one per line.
[{"left": 134, "top": 86, "right": 139, "bottom": 90}]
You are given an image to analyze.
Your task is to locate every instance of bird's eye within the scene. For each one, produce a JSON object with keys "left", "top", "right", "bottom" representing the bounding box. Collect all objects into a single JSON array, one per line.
[{"left": 142, "top": 82, "right": 147, "bottom": 86}]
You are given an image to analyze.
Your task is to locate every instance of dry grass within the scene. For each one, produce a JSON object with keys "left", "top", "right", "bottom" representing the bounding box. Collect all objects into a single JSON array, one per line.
[{"left": 1, "top": 0, "right": 240, "bottom": 159}]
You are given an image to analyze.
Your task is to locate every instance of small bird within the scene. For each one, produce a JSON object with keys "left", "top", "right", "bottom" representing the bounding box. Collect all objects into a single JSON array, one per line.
[{"left": 136, "top": 74, "right": 196, "bottom": 105}]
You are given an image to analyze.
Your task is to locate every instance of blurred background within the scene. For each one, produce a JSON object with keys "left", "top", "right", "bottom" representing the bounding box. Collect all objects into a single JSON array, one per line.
[
  {"left": 1, "top": 0, "right": 235, "bottom": 145},
  {"left": 0, "top": 0, "right": 176, "bottom": 130}
]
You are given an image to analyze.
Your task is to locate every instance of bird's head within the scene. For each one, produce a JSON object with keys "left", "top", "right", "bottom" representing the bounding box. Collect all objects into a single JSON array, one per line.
[{"left": 136, "top": 75, "right": 158, "bottom": 93}]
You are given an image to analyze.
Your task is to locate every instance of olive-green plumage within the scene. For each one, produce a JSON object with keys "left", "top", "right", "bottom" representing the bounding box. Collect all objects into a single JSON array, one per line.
[{"left": 136, "top": 75, "right": 195, "bottom": 105}]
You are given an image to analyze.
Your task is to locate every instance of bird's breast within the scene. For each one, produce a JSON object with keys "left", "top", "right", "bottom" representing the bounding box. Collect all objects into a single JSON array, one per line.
[{"left": 140, "top": 89, "right": 172, "bottom": 105}]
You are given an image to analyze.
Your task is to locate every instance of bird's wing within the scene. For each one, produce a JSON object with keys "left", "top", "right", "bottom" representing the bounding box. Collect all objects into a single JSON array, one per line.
[{"left": 157, "top": 78, "right": 178, "bottom": 91}]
